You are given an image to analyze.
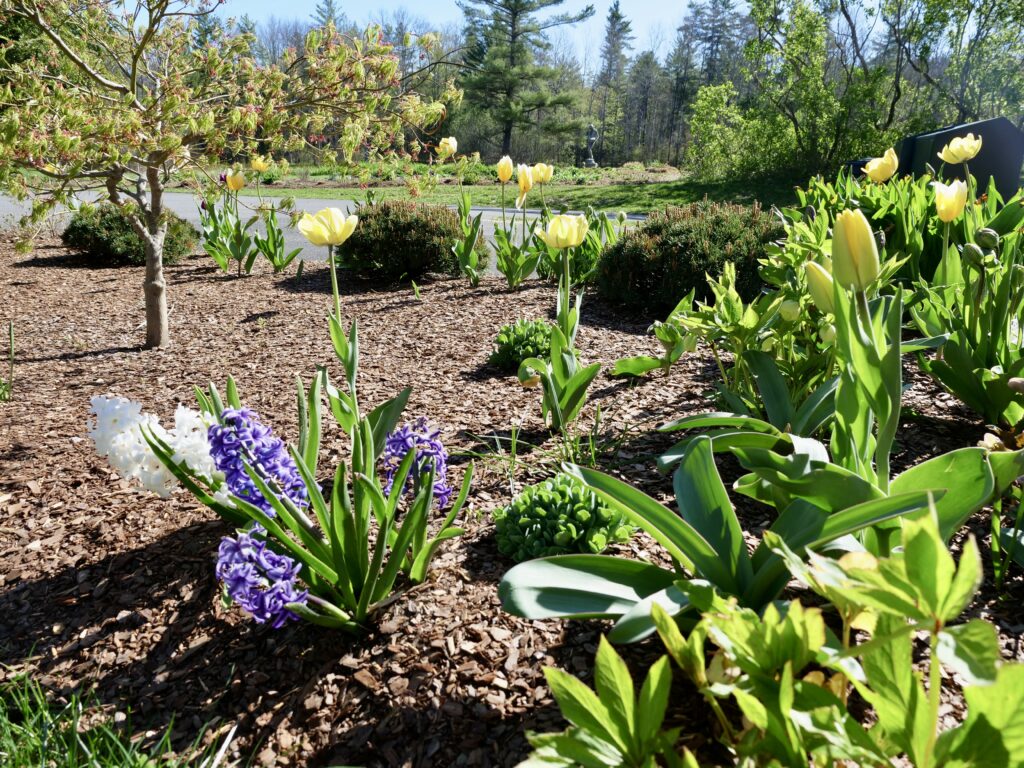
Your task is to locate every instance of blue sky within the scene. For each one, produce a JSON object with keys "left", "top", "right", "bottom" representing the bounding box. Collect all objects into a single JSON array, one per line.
[{"left": 217, "top": 1, "right": 689, "bottom": 65}]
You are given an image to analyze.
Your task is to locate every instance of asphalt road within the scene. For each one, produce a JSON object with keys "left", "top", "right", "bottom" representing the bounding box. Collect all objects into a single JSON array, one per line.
[{"left": 0, "top": 191, "right": 641, "bottom": 275}]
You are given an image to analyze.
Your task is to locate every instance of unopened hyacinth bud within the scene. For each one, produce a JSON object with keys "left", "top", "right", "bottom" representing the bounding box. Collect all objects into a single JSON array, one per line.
[{"left": 975, "top": 228, "right": 1000, "bottom": 250}]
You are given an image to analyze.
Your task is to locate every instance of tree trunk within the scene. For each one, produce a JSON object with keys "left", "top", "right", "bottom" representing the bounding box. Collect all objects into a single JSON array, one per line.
[
  {"left": 501, "top": 121, "right": 513, "bottom": 156},
  {"left": 143, "top": 231, "right": 169, "bottom": 348}
]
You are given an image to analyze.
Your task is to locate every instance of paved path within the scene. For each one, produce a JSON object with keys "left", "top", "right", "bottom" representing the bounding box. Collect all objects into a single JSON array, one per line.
[{"left": 0, "top": 191, "right": 642, "bottom": 275}]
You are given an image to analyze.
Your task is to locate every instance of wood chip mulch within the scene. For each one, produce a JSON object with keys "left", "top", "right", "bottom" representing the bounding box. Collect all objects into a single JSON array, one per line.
[{"left": 0, "top": 235, "right": 1022, "bottom": 766}]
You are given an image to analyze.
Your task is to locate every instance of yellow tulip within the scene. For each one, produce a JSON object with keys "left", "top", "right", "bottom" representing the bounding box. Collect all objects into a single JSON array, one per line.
[
  {"left": 515, "top": 164, "right": 533, "bottom": 209},
  {"left": 536, "top": 214, "right": 589, "bottom": 250},
  {"left": 437, "top": 136, "right": 457, "bottom": 159},
  {"left": 250, "top": 155, "right": 271, "bottom": 173},
  {"left": 864, "top": 147, "right": 898, "bottom": 183},
  {"left": 225, "top": 169, "right": 246, "bottom": 191},
  {"left": 937, "top": 133, "right": 982, "bottom": 165},
  {"left": 933, "top": 179, "right": 968, "bottom": 223},
  {"left": 805, "top": 261, "right": 835, "bottom": 314},
  {"left": 298, "top": 208, "right": 358, "bottom": 247},
  {"left": 496, "top": 155, "right": 514, "bottom": 184},
  {"left": 532, "top": 162, "right": 554, "bottom": 185},
  {"left": 831, "top": 209, "right": 879, "bottom": 291}
]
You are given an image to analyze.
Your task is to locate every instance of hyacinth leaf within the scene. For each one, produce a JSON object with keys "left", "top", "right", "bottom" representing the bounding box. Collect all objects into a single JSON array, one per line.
[
  {"left": 660, "top": 412, "right": 784, "bottom": 435},
  {"left": 330, "top": 462, "right": 361, "bottom": 605},
  {"left": 409, "top": 463, "right": 473, "bottom": 583},
  {"left": 499, "top": 555, "right": 677, "bottom": 620},
  {"left": 367, "top": 387, "right": 412, "bottom": 460},
  {"left": 608, "top": 583, "right": 690, "bottom": 644},
  {"left": 225, "top": 376, "right": 242, "bottom": 409},
  {"left": 207, "top": 382, "right": 226, "bottom": 415},
  {"left": 284, "top": 601, "right": 361, "bottom": 633},
  {"left": 370, "top": 479, "right": 430, "bottom": 609},
  {"left": 193, "top": 386, "right": 214, "bottom": 416},
  {"left": 288, "top": 444, "right": 332, "bottom": 540},
  {"left": 241, "top": 464, "right": 333, "bottom": 565},
  {"left": 141, "top": 427, "right": 249, "bottom": 527},
  {"left": 354, "top": 474, "right": 398, "bottom": 618}
]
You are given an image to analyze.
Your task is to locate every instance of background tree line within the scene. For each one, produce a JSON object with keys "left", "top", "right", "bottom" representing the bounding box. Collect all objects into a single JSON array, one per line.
[{"left": 10, "top": 0, "right": 1018, "bottom": 181}]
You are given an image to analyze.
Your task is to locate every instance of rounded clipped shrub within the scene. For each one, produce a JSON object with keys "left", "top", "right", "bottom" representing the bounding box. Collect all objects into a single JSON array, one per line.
[
  {"left": 489, "top": 319, "right": 552, "bottom": 372},
  {"left": 493, "top": 473, "right": 634, "bottom": 562},
  {"left": 597, "top": 200, "right": 782, "bottom": 316},
  {"left": 339, "top": 199, "right": 479, "bottom": 281},
  {"left": 62, "top": 204, "right": 198, "bottom": 266}
]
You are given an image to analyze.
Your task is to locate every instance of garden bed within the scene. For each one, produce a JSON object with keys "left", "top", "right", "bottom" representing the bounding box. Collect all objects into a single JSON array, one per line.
[{"left": 0, "top": 235, "right": 1021, "bottom": 766}]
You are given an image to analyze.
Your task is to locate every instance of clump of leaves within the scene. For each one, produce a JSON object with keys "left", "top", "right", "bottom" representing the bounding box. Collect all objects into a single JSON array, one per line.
[
  {"left": 489, "top": 319, "right": 553, "bottom": 372},
  {"left": 493, "top": 473, "right": 633, "bottom": 562}
]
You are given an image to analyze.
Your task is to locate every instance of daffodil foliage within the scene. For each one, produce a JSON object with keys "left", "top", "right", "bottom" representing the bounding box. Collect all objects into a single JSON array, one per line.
[{"left": 0, "top": 0, "right": 454, "bottom": 347}]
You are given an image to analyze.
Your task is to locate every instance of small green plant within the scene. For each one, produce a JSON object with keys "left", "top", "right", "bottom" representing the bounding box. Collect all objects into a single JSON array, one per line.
[
  {"left": 62, "top": 204, "right": 197, "bottom": 266},
  {"left": 489, "top": 319, "right": 553, "bottom": 372},
  {"left": 452, "top": 187, "right": 485, "bottom": 286},
  {"left": 0, "top": 322, "right": 12, "bottom": 402},
  {"left": 517, "top": 327, "right": 601, "bottom": 434},
  {"left": 522, "top": 637, "right": 681, "bottom": 768},
  {"left": 253, "top": 207, "right": 302, "bottom": 273},
  {"left": 493, "top": 473, "right": 633, "bottom": 562}
]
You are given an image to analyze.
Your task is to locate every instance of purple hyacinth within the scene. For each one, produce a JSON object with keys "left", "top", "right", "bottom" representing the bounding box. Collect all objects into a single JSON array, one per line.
[
  {"left": 208, "top": 408, "right": 308, "bottom": 516},
  {"left": 216, "top": 531, "right": 307, "bottom": 628},
  {"left": 381, "top": 417, "right": 453, "bottom": 508}
]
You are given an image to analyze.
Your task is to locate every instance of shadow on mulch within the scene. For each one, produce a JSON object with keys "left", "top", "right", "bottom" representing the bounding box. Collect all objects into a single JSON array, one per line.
[
  {"left": 12, "top": 248, "right": 108, "bottom": 270},
  {"left": 18, "top": 345, "right": 144, "bottom": 364}
]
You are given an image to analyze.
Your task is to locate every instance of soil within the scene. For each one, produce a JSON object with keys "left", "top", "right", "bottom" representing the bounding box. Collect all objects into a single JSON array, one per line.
[{"left": 0, "top": 235, "right": 1021, "bottom": 767}]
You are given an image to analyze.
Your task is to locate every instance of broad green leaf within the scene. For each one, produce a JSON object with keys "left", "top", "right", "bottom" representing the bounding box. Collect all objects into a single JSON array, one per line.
[
  {"left": 611, "top": 356, "right": 663, "bottom": 377},
  {"left": 891, "top": 448, "right": 995, "bottom": 540},
  {"left": 593, "top": 637, "right": 636, "bottom": 753},
  {"left": 902, "top": 512, "right": 956, "bottom": 617},
  {"left": 939, "top": 664, "right": 1024, "bottom": 767},
  {"left": 543, "top": 667, "right": 622, "bottom": 751},
  {"left": 498, "top": 555, "right": 677, "bottom": 620},
  {"left": 609, "top": 584, "right": 690, "bottom": 644},
  {"left": 936, "top": 620, "right": 1000, "bottom": 687},
  {"left": 636, "top": 656, "right": 672, "bottom": 749}
]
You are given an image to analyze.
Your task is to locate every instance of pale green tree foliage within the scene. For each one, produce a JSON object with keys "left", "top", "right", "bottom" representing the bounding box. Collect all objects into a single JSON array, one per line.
[{"left": 0, "top": 0, "right": 453, "bottom": 347}]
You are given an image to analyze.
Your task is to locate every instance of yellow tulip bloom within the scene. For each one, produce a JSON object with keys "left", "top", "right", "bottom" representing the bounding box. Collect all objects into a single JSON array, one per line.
[
  {"left": 250, "top": 155, "right": 271, "bottom": 173},
  {"left": 515, "top": 164, "right": 533, "bottom": 209},
  {"left": 805, "top": 261, "right": 836, "bottom": 314},
  {"left": 225, "top": 169, "right": 246, "bottom": 191},
  {"left": 937, "top": 133, "right": 982, "bottom": 165},
  {"left": 831, "top": 209, "right": 879, "bottom": 291},
  {"left": 437, "top": 136, "right": 458, "bottom": 159},
  {"left": 932, "top": 179, "right": 968, "bottom": 223},
  {"left": 298, "top": 208, "right": 359, "bottom": 248},
  {"left": 536, "top": 214, "right": 589, "bottom": 250},
  {"left": 864, "top": 148, "right": 898, "bottom": 183},
  {"left": 496, "top": 155, "right": 514, "bottom": 184},
  {"left": 532, "top": 162, "right": 554, "bottom": 185}
]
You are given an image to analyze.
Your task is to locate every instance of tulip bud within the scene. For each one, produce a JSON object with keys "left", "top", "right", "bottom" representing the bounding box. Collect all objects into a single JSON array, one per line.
[
  {"left": 832, "top": 209, "right": 879, "bottom": 291},
  {"left": 975, "top": 228, "right": 1000, "bottom": 250},
  {"left": 779, "top": 300, "right": 801, "bottom": 322},
  {"left": 496, "top": 155, "right": 514, "bottom": 184},
  {"left": 805, "top": 261, "right": 836, "bottom": 315}
]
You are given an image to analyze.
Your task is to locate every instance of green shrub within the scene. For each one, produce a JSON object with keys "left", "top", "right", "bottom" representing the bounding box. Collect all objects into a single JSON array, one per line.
[
  {"left": 62, "top": 204, "right": 198, "bottom": 266},
  {"left": 597, "top": 200, "right": 781, "bottom": 316},
  {"left": 493, "top": 473, "right": 633, "bottom": 562},
  {"left": 339, "top": 199, "right": 469, "bottom": 281},
  {"left": 489, "top": 319, "right": 552, "bottom": 372}
]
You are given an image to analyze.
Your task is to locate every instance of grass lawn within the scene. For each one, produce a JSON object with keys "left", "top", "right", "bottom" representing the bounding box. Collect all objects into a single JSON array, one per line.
[{"left": 250, "top": 175, "right": 799, "bottom": 214}]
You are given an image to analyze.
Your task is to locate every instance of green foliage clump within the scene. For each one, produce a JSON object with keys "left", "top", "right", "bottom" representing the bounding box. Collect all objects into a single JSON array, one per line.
[
  {"left": 339, "top": 200, "right": 465, "bottom": 281},
  {"left": 597, "top": 200, "right": 781, "bottom": 316},
  {"left": 489, "top": 319, "right": 552, "bottom": 372},
  {"left": 62, "top": 205, "right": 198, "bottom": 266},
  {"left": 493, "top": 473, "right": 633, "bottom": 562}
]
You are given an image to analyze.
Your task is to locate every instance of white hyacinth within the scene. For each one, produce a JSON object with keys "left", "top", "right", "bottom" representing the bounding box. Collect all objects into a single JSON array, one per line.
[{"left": 88, "top": 396, "right": 220, "bottom": 498}]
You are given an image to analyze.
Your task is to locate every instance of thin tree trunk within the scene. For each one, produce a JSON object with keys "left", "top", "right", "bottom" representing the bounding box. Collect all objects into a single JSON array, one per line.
[{"left": 143, "top": 230, "right": 169, "bottom": 348}]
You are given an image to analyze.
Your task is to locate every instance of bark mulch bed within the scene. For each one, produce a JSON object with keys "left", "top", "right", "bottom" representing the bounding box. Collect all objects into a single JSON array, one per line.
[{"left": 0, "top": 236, "right": 1021, "bottom": 766}]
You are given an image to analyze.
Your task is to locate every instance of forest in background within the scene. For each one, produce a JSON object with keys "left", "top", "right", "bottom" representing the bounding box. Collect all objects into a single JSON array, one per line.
[{"left": 9, "top": 0, "right": 1024, "bottom": 181}]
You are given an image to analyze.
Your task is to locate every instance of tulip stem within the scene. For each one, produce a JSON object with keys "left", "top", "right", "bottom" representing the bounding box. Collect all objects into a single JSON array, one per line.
[
  {"left": 328, "top": 245, "right": 341, "bottom": 320},
  {"left": 501, "top": 184, "right": 507, "bottom": 231}
]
